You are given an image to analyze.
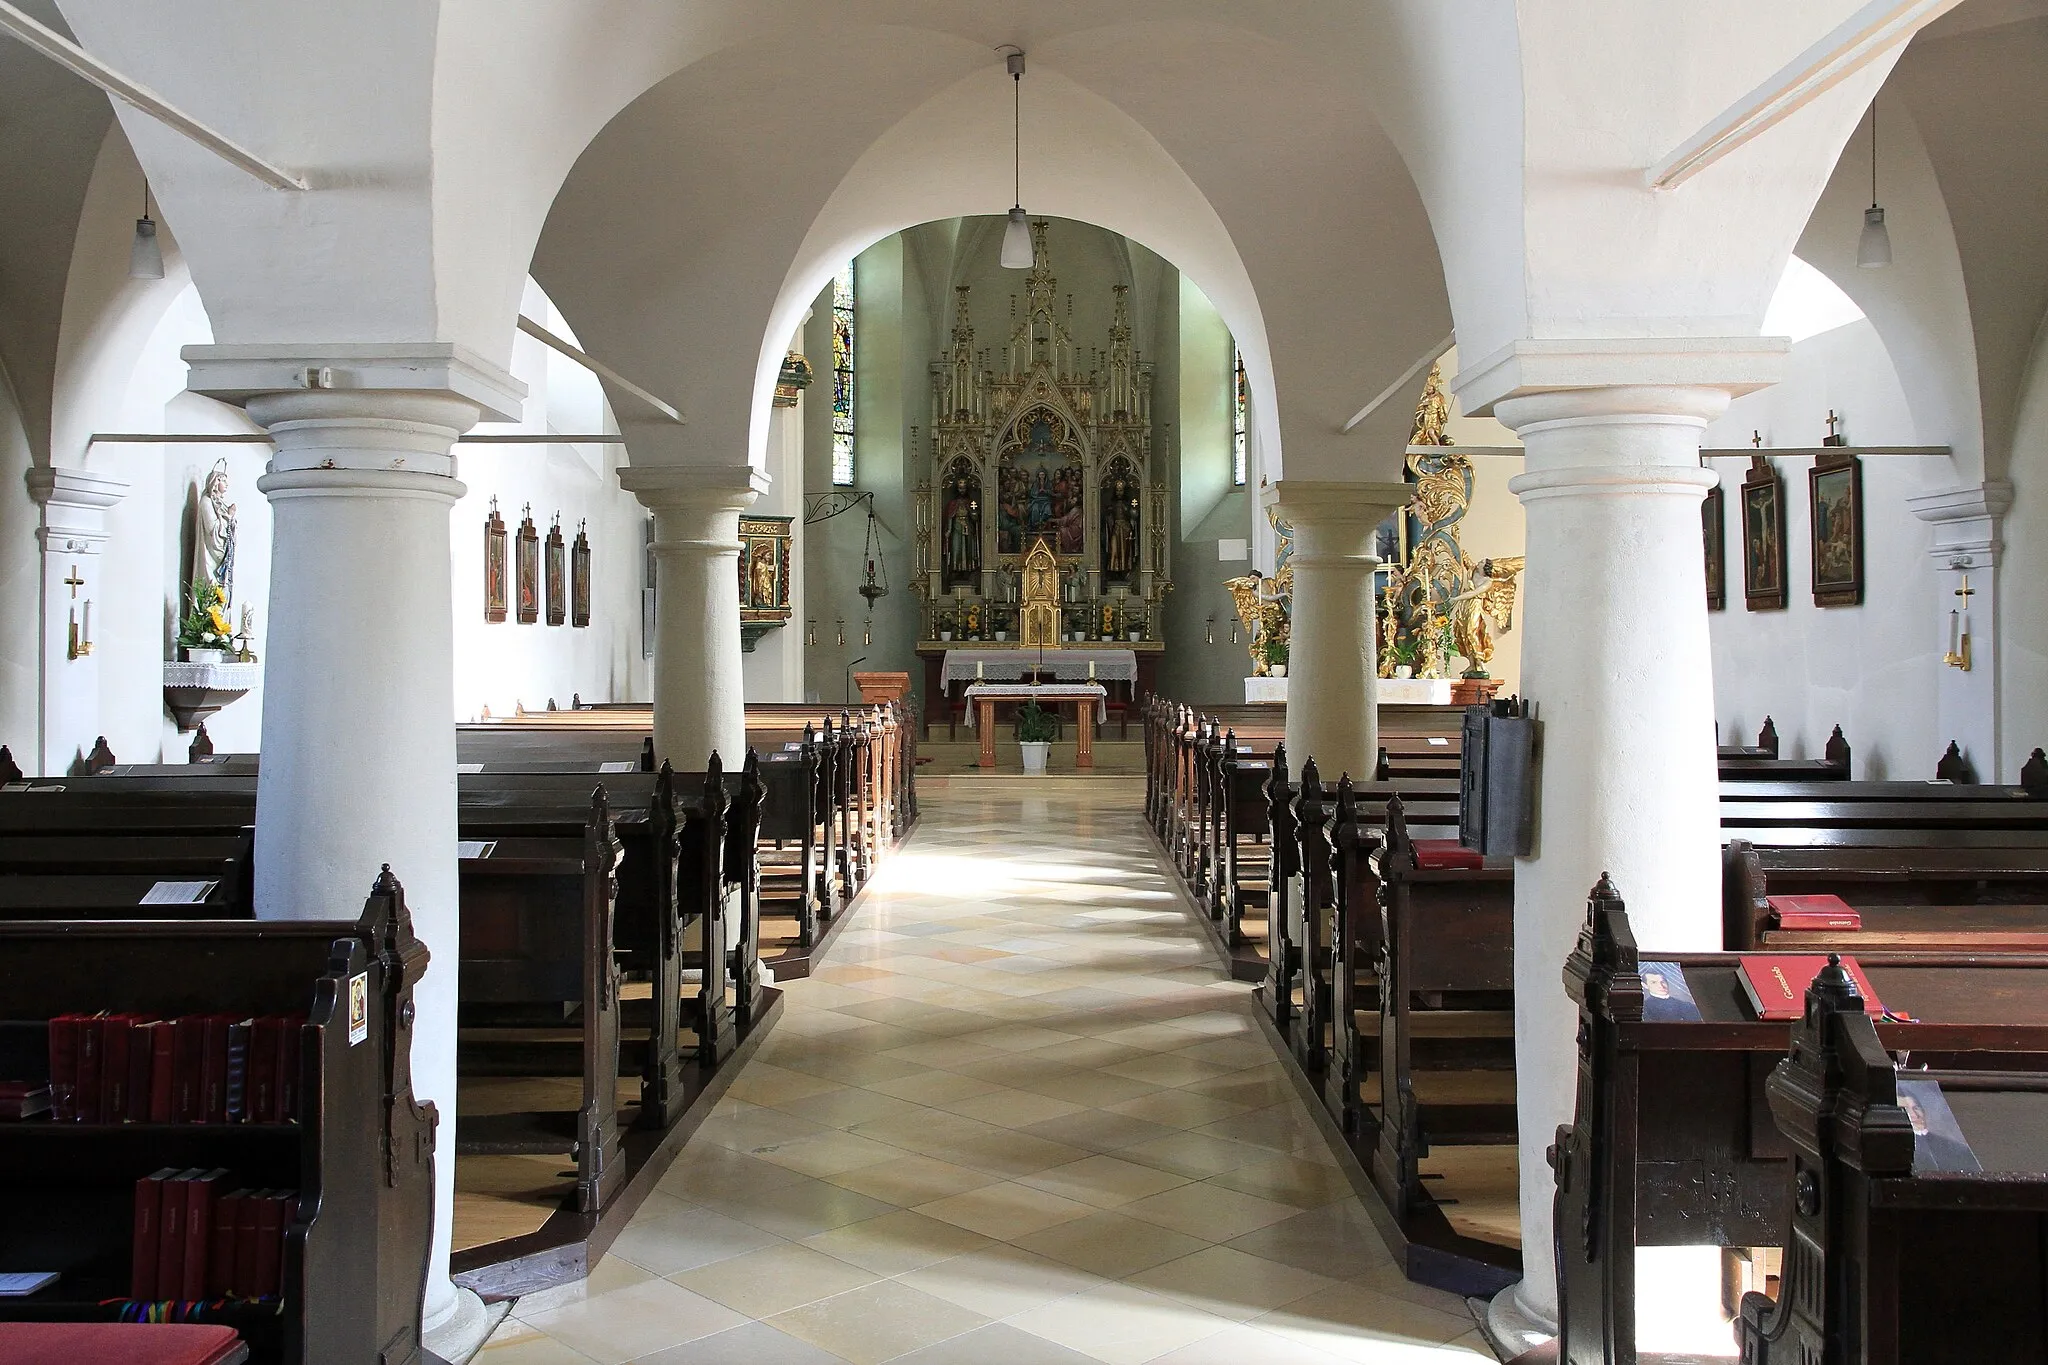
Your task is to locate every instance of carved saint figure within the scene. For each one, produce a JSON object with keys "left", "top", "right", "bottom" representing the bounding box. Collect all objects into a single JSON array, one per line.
[
  {"left": 191, "top": 458, "right": 238, "bottom": 605},
  {"left": 750, "top": 543, "right": 778, "bottom": 607},
  {"left": 944, "top": 478, "right": 979, "bottom": 578}
]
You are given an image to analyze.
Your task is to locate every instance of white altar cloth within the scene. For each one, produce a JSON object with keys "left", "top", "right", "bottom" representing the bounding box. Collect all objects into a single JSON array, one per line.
[
  {"left": 961, "top": 682, "right": 1108, "bottom": 728},
  {"left": 943, "top": 649, "right": 1134, "bottom": 688}
]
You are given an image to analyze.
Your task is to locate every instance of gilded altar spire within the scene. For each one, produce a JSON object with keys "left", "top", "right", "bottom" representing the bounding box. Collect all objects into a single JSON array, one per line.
[{"left": 1410, "top": 361, "right": 1454, "bottom": 447}]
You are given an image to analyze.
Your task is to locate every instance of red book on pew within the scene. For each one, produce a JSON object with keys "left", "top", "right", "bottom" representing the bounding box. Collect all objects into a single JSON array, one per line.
[
  {"left": 1738, "top": 954, "right": 1884, "bottom": 1021},
  {"left": 147, "top": 1021, "right": 178, "bottom": 1124},
  {"left": 100, "top": 1015, "right": 152, "bottom": 1123},
  {"left": 274, "top": 1016, "right": 306, "bottom": 1125},
  {"left": 250, "top": 1191, "right": 289, "bottom": 1298},
  {"left": 181, "top": 1170, "right": 229, "bottom": 1301},
  {"left": 171, "top": 1017, "right": 206, "bottom": 1124},
  {"left": 1768, "top": 894, "right": 1862, "bottom": 931},
  {"left": 208, "top": 1191, "right": 247, "bottom": 1297},
  {"left": 1411, "top": 839, "right": 1485, "bottom": 870},
  {"left": 248, "top": 1019, "right": 280, "bottom": 1124},
  {"left": 231, "top": 1190, "right": 263, "bottom": 1296},
  {"left": 199, "top": 1015, "right": 233, "bottom": 1124},
  {"left": 46, "top": 1015, "right": 84, "bottom": 1121},
  {"left": 131, "top": 1167, "right": 180, "bottom": 1300},
  {"left": 154, "top": 1169, "right": 198, "bottom": 1301},
  {"left": 126, "top": 1020, "right": 162, "bottom": 1122},
  {"left": 74, "top": 1012, "right": 107, "bottom": 1124}
]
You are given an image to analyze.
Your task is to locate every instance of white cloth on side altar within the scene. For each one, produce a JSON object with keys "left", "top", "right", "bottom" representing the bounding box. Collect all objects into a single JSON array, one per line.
[
  {"left": 961, "top": 682, "right": 1108, "bottom": 728},
  {"left": 942, "top": 649, "right": 1135, "bottom": 688}
]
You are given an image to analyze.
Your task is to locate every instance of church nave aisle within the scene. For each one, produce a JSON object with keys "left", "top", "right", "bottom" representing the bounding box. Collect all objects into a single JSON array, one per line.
[{"left": 479, "top": 780, "right": 1492, "bottom": 1365}]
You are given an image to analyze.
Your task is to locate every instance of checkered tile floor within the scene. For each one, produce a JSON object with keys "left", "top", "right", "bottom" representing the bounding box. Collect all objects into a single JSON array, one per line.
[{"left": 480, "top": 779, "right": 1492, "bottom": 1364}]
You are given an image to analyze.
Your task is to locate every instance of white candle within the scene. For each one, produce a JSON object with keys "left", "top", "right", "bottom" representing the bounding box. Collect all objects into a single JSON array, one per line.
[
  {"left": 976, "top": 659, "right": 984, "bottom": 680},
  {"left": 81, "top": 599, "right": 91, "bottom": 648},
  {"left": 1088, "top": 659, "right": 1096, "bottom": 680}
]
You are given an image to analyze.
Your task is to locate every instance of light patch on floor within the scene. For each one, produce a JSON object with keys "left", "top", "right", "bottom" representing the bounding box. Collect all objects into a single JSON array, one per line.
[{"left": 480, "top": 785, "right": 1495, "bottom": 1364}]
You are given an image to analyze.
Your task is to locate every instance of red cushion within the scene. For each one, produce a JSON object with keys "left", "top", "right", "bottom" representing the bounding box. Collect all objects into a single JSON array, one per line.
[
  {"left": 1411, "top": 839, "right": 1485, "bottom": 870},
  {"left": 0, "top": 1324, "right": 246, "bottom": 1365}
]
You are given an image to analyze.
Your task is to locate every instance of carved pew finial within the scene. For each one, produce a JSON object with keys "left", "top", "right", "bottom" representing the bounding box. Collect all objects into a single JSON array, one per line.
[
  {"left": 0, "top": 744, "right": 21, "bottom": 785},
  {"left": 2022, "top": 747, "right": 2048, "bottom": 797},
  {"left": 1823, "top": 724, "right": 1851, "bottom": 772},
  {"left": 1758, "top": 715, "right": 1779, "bottom": 756},
  {"left": 1936, "top": 739, "right": 1974, "bottom": 783}
]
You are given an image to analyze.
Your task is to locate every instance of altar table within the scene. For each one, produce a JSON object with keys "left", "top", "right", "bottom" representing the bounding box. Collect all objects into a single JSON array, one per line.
[
  {"left": 941, "top": 648, "right": 1135, "bottom": 688},
  {"left": 961, "top": 682, "right": 1109, "bottom": 770}
]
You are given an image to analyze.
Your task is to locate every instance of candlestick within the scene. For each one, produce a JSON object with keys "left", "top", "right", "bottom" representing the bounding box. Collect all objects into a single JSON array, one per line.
[
  {"left": 976, "top": 659, "right": 984, "bottom": 679},
  {"left": 1088, "top": 659, "right": 1096, "bottom": 680}
]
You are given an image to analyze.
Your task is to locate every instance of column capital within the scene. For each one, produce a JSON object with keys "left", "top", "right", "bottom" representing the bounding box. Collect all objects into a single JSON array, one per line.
[
  {"left": 1452, "top": 337, "right": 1787, "bottom": 417},
  {"left": 183, "top": 342, "right": 525, "bottom": 422},
  {"left": 1259, "top": 479, "right": 1413, "bottom": 527},
  {"left": 1908, "top": 480, "right": 2012, "bottom": 569},
  {"left": 618, "top": 464, "right": 771, "bottom": 514},
  {"left": 27, "top": 465, "right": 129, "bottom": 555}
]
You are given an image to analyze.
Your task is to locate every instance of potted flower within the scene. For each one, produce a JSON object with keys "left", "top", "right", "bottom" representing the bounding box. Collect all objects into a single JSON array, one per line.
[
  {"left": 1015, "top": 700, "right": 1058, "bottom": 774},
  {"left": 1261, "top": 638, "right": 1289, "bottom": 679},
  {"left": 179, "top": 581, "right": 237, "bottom": 664}
]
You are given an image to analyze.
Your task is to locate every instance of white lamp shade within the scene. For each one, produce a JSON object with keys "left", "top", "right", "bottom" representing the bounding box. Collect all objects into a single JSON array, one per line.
[
  {"left": 1001, "top": 206, "right": 1034, "bottom": 269},
  {"left": 1857, "top": 205, "right": 1892, "bottom": 269},
  {"left": 129, "top": 217, "right": 164, "bottom": 279}
]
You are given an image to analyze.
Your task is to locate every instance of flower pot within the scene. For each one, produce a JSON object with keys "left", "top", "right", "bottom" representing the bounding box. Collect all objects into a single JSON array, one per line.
[
  {"left": 1128, "top": 631, "right": 1141, "bottom": 642},
  {"left": 995, "top": 631, "right": 1008, "bottom": 641},
  {"left": 1394, "top": 665, "right": 1413, "bottom": 679},
  {"left": 940, "top": 631, "right": 953, "bottom": 641},
  {"left": 1269, "top": 664, "right": 1286, "bottom": 678},
  {"left": 1020, "top": 740, "right": 1051, "bottom": 774},
  {"left": 185, "top": 647, "right": 226, "bottom": 665}
]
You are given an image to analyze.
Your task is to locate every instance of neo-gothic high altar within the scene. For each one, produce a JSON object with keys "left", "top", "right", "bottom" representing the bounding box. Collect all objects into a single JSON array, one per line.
[{"left": 912, "top": 222, "right": 1170, "bottom": 645}]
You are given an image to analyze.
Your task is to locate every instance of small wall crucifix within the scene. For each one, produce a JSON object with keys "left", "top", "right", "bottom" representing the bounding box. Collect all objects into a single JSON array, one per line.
[
  {"left": 63, "top": 565, "right": 84, "bottom": 598},
  {"left": 1823, "top": 410, "right": 1846, "bottom": 447}
]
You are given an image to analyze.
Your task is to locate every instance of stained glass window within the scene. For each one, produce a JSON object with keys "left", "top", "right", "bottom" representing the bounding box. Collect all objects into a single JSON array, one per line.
[
  {"left": 1231, "top": 346, "right": 1248, "bottom": 487},
  {"left": 831, "top": 263, "right": 855, "bottom": 487}
]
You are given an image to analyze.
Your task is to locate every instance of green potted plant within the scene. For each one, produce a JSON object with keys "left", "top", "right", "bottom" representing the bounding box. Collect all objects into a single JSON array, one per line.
[
  {"left": 1261, "top": 638, "right": 1289, "bottom": 679},
  {"left": 179, "top": 581, "right": 237, "bottom": 664},
  {"left": 1015, "top": 700, "right": 1058, "bottom": 774}
]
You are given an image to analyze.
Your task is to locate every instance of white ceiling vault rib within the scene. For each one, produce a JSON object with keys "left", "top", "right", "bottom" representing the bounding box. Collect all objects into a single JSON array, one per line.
[
  {"left": 1342, "top": 332, "right": 1454, "bottom": 434},
  {"left": 515, "top": 315, "right": 684, "bottom": 425},
  {"left": 0, "top": 0, "right": 306, "bottom": 191},
  {"left": 1647, "top": 0, "right": 1966, "bottom": 191}
]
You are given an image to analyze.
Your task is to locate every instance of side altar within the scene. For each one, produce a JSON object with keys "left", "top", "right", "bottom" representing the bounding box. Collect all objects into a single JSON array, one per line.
[{"left": 909, "top": 222, "right": 1171, "bottom": 661}]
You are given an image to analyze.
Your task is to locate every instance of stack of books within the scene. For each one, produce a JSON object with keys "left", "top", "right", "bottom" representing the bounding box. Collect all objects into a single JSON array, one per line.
[
  {"left": 45, "top": 1013, "right": 305, "bottom": 1124},
  {"left": 131, "top": 1169, "right": 296, "bottom": 1302}
]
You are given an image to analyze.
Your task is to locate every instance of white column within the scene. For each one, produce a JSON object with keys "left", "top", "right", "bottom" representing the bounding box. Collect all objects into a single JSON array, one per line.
[
  {"left": 186, "top": 344, "right": 523, "bottom": 1355},
  {"left": 1908, "top": 482, "right": 2010, "bottom": 780},
  {"left": 27, "top": 467, "right": 129, "bottom": 776},
  {"left": 618, "top": 465, "right": 769, "bottom": 768},
  {"left": 1259, "top": 480, "right": 1412, "bottom": 783},
  {"left": 1478, "top": 383, "right": 1737, "bottom": 1344}
]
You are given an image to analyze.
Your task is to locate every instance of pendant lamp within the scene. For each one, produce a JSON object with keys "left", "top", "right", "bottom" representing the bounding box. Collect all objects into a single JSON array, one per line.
[
  {"left": 1857, "top": 103, "right": 1891, "bottom": 269},
  {"left": 1001, "top": 49, "right": 1034, "bottom": 269},
  {"left": 130, "top": 184, "right": 164, "bottom": 280}
]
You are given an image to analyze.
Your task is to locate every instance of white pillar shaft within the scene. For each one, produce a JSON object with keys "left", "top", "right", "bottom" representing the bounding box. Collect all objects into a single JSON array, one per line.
[
  {"left": 651, "top": 520, "right": 746, "bottom": 767},
  {"left": 1262, "top": 481, "right": 1411, "bottom": 783},
  {"left": 620, "top": 467, "right": 767, "bottom": 771},
  {"left": 1495, "top": 387, "right": 1727, "bottom": 1331},
  {"left": 246, "top": 393, "right": 474, "bottom": 1330}
]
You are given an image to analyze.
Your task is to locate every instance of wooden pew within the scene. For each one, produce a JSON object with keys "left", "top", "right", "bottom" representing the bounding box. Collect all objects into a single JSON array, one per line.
[
  {"left": 1549, "top": 878, "right": 2048, "bottom": 1365},
  {"left": 1737, "top": 972, "right": 2048, "bottom": 1364},
  {"left": 0, "top": 870, "right": 434, "bottom": 1365}
]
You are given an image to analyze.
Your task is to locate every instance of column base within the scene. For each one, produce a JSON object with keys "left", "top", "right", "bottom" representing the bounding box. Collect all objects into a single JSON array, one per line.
[
  {"left": 1481, "top": 1281, "right": 1557, "bottom": 1359},
  {"left": 423, "top": 1283, "right": 498, "bottom": 1364}
]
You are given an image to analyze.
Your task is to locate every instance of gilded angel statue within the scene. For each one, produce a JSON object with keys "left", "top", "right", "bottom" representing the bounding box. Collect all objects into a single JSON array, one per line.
[
  {"left": 1447, "top": 555, "right": 1525, "bottom": 678},
  {"left": 1224, "top": 568, "right": 1291, "bottom": 676}
]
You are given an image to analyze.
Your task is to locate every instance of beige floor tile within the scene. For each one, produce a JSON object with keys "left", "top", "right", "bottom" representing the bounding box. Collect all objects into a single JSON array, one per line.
[
  {"left": 1119, "top": 1182, "right": 1303, "bottom": 1241},
  {"left": 1127, "top": 1245, "right": 1344, "bottom": 1321},
  {"left": 1011, "top": 1067, "right": 1164, "bottom": 1108},
  {"left": 766, "top": 1279, "right": 991, "bottom": 1365},
  {"left": 656, "top": 1148, "right": 811, "bottom": 1204},
  {"left": 1140, "top": 1322, "right": 1354, "bottom": 1364},
  {"left": 934, "top": 1086, "right": 1086, "bottom": 1128},
  {"left": 1011, "top": 1209, "right": 1213, "bottom": 1278},
  {"left": 723, "top": 1065, "right": 848, "bottom": 1108},
  {"left": 921, "top": 1128, "right": 1091, "bottom": 1178},
  {"left": 599, "top": 1207, "right": 783, "bottom": 1277},
  {"left": 913, "top": 1179, "right": 1098, "bottom": 1240},
  {"left": 1101, "top": 1052, "right": 1240, "bottom": 1088},
  {"left": 751, "top": 1129, "right": 910, "bottom": 1179},
  {"left": 860, "top": 1069, "right": 1004, "bottom": 1106},
  {"left": 476, "top": 1317, "right": 605, "bottom": 1364},
  {"left": 1249, "top": 1281, "right": 1478, "bottom": 1360},
  {"left": 1207, "top": 1152, "right": 1357, "bottom": 1209},
  {"left": 699, "top": 1177, "right": 900, "bottom": 1240},
  {"left": 1018, "top": 1153, "right": 1193, "bottom": 1209},
  {"left": 1117, "top": 1131, "right": 1276, "bottom": 1179},
  {"left": 896, "top": 1244, "right": 1110, "bottom": 1317},
  {"left": 519, "top": 1277, "right": 751, "bottom": 1365},
  {"left": 767, "top": 1085, "right": 930, "bottom": 1129},
  {"left": 507, "top": 1256, "right": 653, "bottom": 1319},
  {"left": 1020, "top": 1108, "right": 1183, "bottom": 1154},
  {"left": 1107, "top": 1088, "right": 1254, "bottom": 1130},
  {"left": 845, "top": 1107, "right": 1001, "bottom": 1151},
  {"left": 669, "top": 1242, "right": 880, "bottom": 1318},
  {"left": 957, "top": 1024, "right": 1084, "bottom": 1052},
  {"left": 799, "top": 1207, "right": 996, "bottom": 1275},
  {"left": 1005, "top": 1281, "right": 1236, "bottom": 1365},
  {"left": 819, "top": 1153, "right": 1003, "bottom": 1205}
]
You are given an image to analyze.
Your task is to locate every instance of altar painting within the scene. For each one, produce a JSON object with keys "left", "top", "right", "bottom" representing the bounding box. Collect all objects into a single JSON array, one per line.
[{"left": 997, "top": 411, "right": 1085, "bottom": 556}]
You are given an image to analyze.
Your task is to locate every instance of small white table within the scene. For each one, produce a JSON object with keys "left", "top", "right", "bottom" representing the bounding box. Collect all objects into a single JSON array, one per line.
[{"left": 961, "top": 683, "right": 1109, "bottom": 769}]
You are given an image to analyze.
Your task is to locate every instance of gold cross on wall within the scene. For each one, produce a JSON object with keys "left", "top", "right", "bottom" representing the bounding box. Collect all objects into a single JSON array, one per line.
[
  {"left": 63, "top": 566, "right": 84, "bottom": 599},
  {"left": 1825, "top": 410, "right": 1842, "bottom": 440},
  {"left": 1956, "top": 575, "right": 1975, "bottom": 604}
]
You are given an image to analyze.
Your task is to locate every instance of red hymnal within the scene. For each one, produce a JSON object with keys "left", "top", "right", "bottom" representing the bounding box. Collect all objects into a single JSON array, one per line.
[
  {"left": 171, "top": 1016, "right": 206, "bottom": 1123},
  {"left": 155, "top": 1169, "right": 198, "bottom": 1300},
  {"left": 250, "top": 1190, "right": 289, "bottom": 1297},
  {"left": 181, "top": 1169, "right": 229, "bottom": 1301},
  {"left": 275, "top": 1016, "right": 306, "bottom": 1124},
  {"left": 125, "top": 1019, "right": 160, "bottom": 1121},
  {"left": 248, "top": 1018, "right": 280, "bottom": 1123},
  {"left": 198, "top": 1015, "right": 232, "bottom": 1124},
  {"left": 100, "top": 1014, "right": 152, "bottom": 1122},
  {"left": 130, "top": 1166, "right": 180, "bottom": 1299},
  {"left": 75, "top": 1012, "right": 107, "bottom": 1123},
  {"left": 1738, "top": 954, "right": 1884, "bottom": 1021},
  {"left": 210, "top": 1191, "right": 250, "bottom": 1297},
  {"left": 1411, "top": 839, "right": 1485, "bottom": 870},
  {"left": 148, "top": 1020, "right": 179, "bottom": 1123},
  {"left": 47, "top": 1014, "right": 85, "bottom": 1121},
  {"left": 1768, "top": 894, "right": 1862, "bottom": 931}
]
